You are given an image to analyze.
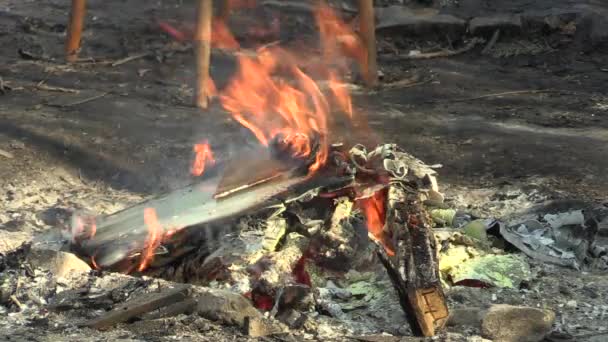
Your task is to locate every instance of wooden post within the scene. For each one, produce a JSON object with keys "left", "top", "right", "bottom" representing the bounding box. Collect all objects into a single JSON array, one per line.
[
  {"left": 65, "top": 0, "right": 86, "bottom": 63},
  {"left": 195, "top": 0, "right": 213, "bottom": 109},
  {"left": 357, "top": 0, "right": 377, "bottom": 87}
]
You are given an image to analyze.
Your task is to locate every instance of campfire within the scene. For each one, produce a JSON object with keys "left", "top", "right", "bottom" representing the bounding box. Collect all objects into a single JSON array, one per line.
[{"left": 55, "top": 2, "right": 450, "bottom": 337}]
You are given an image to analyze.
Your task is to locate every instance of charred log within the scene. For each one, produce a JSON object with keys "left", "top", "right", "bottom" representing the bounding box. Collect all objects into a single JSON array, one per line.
[{"left": 377, "top": 181, "right": 449, "bottom": 337}]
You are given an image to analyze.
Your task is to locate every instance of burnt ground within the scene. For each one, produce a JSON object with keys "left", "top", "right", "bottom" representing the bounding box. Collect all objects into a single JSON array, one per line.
[{"left": 1, "top": 0, "right": 607, "bottom": 341}]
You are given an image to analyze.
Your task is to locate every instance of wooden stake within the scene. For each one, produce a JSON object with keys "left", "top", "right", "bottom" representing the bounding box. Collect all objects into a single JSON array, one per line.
[
  {"left": 357, "top": 0, "right": 377, "bottom": 87},
  {"left": 195, "top": 0, "right": 213, "bottom": 109},
  {"left": 65, "top": 0, "right": 86, "bottom": 63}
]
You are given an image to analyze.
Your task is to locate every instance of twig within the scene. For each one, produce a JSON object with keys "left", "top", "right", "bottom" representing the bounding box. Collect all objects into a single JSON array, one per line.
[
  {"left": 444, "top": 89, "right": 561, "bottom": 103},
  {"left": 382, "top": 77, "right": 432, "bottom": 89},
  {"left": 482, "top": 29, "right": 500, "bottom": 55},
  {"left": 63, "top": 92, "right": 109, "bottom": 107},
  {"left": 382, "top": 38, "right": 484, "bottom": 61},
  {"left": 10, "top": 295, "right": 23, "bottom": 311},
  {"left": 35, "top": 81, "right": 80, "bottom": 94},
  {"left": 111, "top": 52, "right": 150, "bottom": 67}
]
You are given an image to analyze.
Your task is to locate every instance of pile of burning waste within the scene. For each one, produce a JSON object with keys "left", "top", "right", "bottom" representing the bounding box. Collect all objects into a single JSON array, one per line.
[{"left": 64, "top": 140, "right": 449, "bottom": 337}]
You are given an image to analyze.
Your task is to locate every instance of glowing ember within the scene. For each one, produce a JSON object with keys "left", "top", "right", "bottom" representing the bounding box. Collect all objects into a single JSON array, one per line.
[
  {"left": 139, "top": 207, "right": 164, "bottom": 272},
  {"left": 358, "top": 190, "right": 395, "bottom": 256},
  {"left": 191, "top": 141, "right": 215, "bottom": 176}
]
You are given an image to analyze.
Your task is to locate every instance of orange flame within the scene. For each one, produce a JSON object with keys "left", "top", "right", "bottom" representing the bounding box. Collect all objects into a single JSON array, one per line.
[
  {"left": 209, "top": 4, "right": 363, "bottom": 174},
  {"left": 358, "top": 190, "right": 395, "bottom": 256},
  {"left": 211, "top": 19, "right": 240, "bottom": 49},
  {"left": 191, "top": 141, "right": 215, "bottom": 176},
  {"left": 139, "top": 208, "right": 164, "bottom": 272},
  {"left": 315, "top": 3, "right": 366, "bottom": 73}
]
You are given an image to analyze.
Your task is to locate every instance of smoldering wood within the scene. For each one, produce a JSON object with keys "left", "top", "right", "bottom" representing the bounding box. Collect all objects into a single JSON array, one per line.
[
  {"left": 377, "top": 182, "right": 449, "bottom": 337},
  {"left": 72, "top": 171, "right": 307, "bottom": 269}
]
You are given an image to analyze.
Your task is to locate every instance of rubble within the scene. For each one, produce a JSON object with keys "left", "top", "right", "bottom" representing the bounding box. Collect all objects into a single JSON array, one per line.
[{"left": 499, "top": 207, "right": 606, "bottom": 270}]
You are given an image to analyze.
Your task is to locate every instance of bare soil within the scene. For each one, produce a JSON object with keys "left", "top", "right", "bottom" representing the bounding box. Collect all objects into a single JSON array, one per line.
[{"left": 0, "top": 0, "right": 607, "bottom": 341}]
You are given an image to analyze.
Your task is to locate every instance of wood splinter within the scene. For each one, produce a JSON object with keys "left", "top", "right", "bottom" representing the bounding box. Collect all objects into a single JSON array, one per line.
[{"left": 65, "top": 0, "right": 87, "bottom": 63}]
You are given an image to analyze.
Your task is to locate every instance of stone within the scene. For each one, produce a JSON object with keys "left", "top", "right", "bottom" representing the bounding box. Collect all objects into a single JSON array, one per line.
[
  {"left": 481, "top": 305, "right": 555, "bottom": 342},
  {"left": 244, "top": 316, "right": 286, "bottom": 338},
  {"left": 196, "top": 289, "right": 260, "bottom": 325},
  {"left": 26, "top": 249, "right": 91, "bottom": 278},
  {"left": 566, "top": 300, "right": 577, "bottom": 308},
  {"left": 469, "top": 15, "right": 523, "bottom": 36},
  {"left": 0, "top": 231, "right": 32, "bottom": 254},
  {"left": 447, "top": 307, "right": 485, "bottom": 327}
]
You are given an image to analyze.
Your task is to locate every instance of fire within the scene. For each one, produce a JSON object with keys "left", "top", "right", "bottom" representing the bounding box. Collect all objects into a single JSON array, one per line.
[
  {"left": 139, "top": 207, "right": 164, "bottom": 272},
  {"left": 315, "top": 2, "right": 366, "bottom": 70},
  {"left": 191, "top": 141, "right": 215, "bottom": 176},
  {"left": 210, "top": 3, "right": 363, "bottom": 174},
  {"left": 358, "top": 190, "right": 395, "bottom": 256}
]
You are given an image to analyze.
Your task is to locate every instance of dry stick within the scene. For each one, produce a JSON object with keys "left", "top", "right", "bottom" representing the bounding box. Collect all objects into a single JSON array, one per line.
[
  {"left": 194, "top": 0, "right": 213, "bottom": 109},
  {"left": 383, "top": 38, "right": 484, "bottom": 61},
  {"left": 446, "top": 89, "right": 561, "bottom": 103},
  {"left": 10, "top": 295, "right": 23, "bottom": 311},
  {"left": 65, "top": 0, "right": 86, "bottom": 63},
  {"left": 63, "top": 92, "right": 109, "bottom": 107},
  {"left": 382, "top": 77, "right": 432, "bottom": 90},
  {"left": 35, "top": 81, "right": 80, "bottom": 94},
  {"left": 358, "top": 0, "right": 378, "bottom": 87},
  {"left": 482, "top": 29, "right": 501, "bottom": 55},
  {"left": 110, "top": 52, "right": 151, "bottom": 67}
]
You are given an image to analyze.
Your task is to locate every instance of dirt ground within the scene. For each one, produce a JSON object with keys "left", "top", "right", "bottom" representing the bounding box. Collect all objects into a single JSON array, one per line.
[{"left": 1, "top": 0, "right": 607, "bottom": 341}]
